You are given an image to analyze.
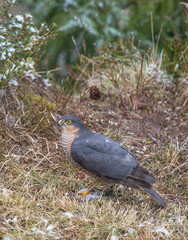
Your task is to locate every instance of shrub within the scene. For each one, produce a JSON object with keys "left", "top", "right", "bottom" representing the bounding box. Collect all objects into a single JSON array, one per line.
[
  {"left": 18, "top": 0, "right": 128, "bottom": 75},
  {"left": 18, "top": 0, "right": 187, "bottom": 78},
  {"left": 0, "top": 0, "right": 57, "bottom": 89}
]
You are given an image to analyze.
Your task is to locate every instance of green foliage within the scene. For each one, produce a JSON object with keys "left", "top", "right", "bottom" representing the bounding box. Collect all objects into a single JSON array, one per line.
[
  {"left": 18, "top": 0, "right": 187, "bottom": 80},
  {"left": 0, "top": 0, "right": 57, "bottom": 89},
  {"left": 128, "top": 0, "right": 187, "bottom": 51},
  {"left": 19, "top": 0, "right": 128, "bottom": 75}
]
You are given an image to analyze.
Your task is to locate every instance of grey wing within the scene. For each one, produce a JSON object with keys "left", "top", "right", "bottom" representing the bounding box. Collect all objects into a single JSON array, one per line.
[{"left": 71, "top": 133, "right": 137, "bottom": 180}]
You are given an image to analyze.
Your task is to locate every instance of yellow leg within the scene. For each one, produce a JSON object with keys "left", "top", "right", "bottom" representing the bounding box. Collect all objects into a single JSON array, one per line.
[{"left": 78, "top": 179, "right": 100, "bottom": 200}]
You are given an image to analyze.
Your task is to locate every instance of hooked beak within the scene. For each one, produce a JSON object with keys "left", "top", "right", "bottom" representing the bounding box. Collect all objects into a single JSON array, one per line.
[{"left": 57, "top": 119, "right": 64, "bottom": 126}]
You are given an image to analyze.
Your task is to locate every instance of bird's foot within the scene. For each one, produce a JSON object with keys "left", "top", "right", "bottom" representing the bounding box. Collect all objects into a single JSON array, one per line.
[
  {"left": 77, "top": 180, "right": 101, "bottom": 201},
  {"left": 78, "top": 189, "right": 91, "bottom": 200},
  {"left": 77, "top": 188, "right": 101, "bottom": 201}
]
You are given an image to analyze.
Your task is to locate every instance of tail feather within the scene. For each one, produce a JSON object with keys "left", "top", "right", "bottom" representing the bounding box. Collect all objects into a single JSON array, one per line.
[
  {"left": 129, "top": 164, "right": 156, "bottom": 184},
  {"left": 142, "top": 187, "right": 167, "bottom": 207}
]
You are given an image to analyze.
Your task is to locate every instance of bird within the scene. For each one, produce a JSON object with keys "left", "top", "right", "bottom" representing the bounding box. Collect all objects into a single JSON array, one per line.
[{"left": 57, "top": 115, "right": 167, "bottom": 207}]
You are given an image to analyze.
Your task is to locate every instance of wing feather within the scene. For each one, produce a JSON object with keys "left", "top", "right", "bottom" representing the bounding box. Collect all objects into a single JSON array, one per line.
[{"left": 71, "top": 132, "right": 137, "bottom": 180}]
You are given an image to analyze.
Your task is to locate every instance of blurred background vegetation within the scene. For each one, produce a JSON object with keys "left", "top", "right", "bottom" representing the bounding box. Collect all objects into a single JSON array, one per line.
[{"left": 18, "top": 0, "right": 187, "bottom": 79}]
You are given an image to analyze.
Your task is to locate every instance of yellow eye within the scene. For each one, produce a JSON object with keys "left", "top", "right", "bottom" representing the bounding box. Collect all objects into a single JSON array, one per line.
[{"left": 66, "top": 120, "right": 72, "bottom": 124}]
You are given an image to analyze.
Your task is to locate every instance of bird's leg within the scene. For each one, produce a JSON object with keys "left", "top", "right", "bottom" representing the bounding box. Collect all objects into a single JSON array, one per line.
[
  {"left": 78, "top": 179, "right": 100, "bottom": 200},
  {"left": 87, "top": 179, "right": 100, "bottom": 190}
]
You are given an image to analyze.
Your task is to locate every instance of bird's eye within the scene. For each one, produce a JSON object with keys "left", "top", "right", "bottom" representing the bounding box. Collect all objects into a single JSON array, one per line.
[{"left": 66, "top": 120, "right": 72, "bottom": 124}]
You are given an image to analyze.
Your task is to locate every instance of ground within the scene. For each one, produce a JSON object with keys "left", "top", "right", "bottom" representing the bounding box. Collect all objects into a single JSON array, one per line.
[{"left": 0, "top": 75, "right": 187, "bottom": 239}]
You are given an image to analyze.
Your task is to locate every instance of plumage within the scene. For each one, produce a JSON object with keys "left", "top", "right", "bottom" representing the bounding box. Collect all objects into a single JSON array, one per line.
[{"left": 58, "top": 115, "right": 167, "bottom": 207}]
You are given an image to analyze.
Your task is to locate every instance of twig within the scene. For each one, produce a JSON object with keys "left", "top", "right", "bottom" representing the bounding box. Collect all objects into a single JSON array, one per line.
[
  {"left": 166, "top": 162, "right": 188, "bottom": 175},
  {"left": 73, "top": 89, "right": 89, "bottom": 112},
  {"left": 72, "top": 36, "right": 81, "bottom": 60},
  {"left": 62, "top": 62, "right": 90, "bottom": 110},
  {"left": 116, "top": 113, "right": 123, "bottom": 139},
  {"left": 37, "top": 68, "right": 62, "bottom": 74},
  {"left": 151, "top": 12, "right": 155, "bottom": 55},
  {"left": 134, "top": 53, "right": 145, "bottom": 111}
]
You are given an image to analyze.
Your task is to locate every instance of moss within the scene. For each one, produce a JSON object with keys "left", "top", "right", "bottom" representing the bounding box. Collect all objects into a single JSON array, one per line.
[
  {"left": 20, "top": 93, "right": 57, "bottom": 111},
  {"left": 18, "top": 93, "right": 57, "bottom": 133}
]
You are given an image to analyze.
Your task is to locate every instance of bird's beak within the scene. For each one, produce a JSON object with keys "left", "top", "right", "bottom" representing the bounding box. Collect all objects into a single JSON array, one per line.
[{"left": 57, "top": 119, "right": 64, "bottom": 126}]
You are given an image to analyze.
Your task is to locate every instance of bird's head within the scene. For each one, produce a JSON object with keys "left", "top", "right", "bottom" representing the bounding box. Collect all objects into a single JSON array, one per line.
[{"left": 57, "top": 115, "right": 85, "bottom": 134}]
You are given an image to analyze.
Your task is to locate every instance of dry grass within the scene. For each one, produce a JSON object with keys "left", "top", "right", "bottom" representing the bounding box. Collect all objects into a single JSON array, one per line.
[
  {"left": 79, "top": 44, "right": 170, "bottom": 112},
  {"left": 0, "top": 72, "right": 187, "bottom": 239}
]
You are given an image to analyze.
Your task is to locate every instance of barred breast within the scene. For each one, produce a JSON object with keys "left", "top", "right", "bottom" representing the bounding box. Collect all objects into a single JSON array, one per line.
[
  {"left": 60, "top": 132, "right": 92, "bottom": 174},
  {"left": 61, "top": 133, "right": 76, "bottom": 162}
]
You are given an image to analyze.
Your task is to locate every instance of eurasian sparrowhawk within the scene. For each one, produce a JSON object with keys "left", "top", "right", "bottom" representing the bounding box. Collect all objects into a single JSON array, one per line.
[{"left": 57, "top": 115, "right": 166, "bottom": 207}]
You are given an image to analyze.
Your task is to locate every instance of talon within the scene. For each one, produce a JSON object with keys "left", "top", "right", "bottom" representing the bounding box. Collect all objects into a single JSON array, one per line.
[
  {"left": 77, "top": 180, "right": 100, "bottom": 201},
  {"left": 78, "top": 190, "right": 91, "bottom": 200}
]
